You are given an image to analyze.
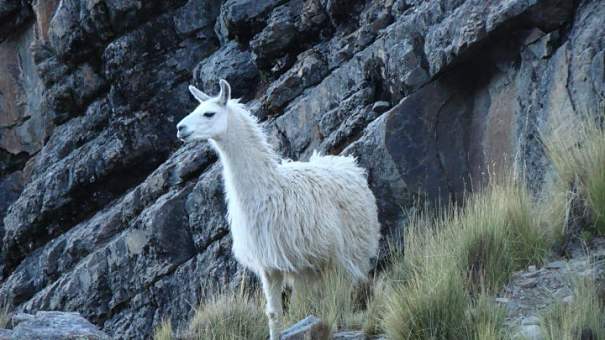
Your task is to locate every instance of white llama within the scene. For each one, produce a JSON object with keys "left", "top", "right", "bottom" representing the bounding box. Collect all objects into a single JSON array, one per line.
[{"left": 177, "top": 79, "right": 380, "bottom": 339}]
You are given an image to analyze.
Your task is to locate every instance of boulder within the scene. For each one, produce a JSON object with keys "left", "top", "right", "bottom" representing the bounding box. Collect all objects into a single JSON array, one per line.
[
  {"left": 217, "top": 0, "right": 284, "bottom": 44},
  {"left": 194, "top": 41, "right": 260, "bottom": 100},
  {"left": 7, "top": 311, "right": 109, "bottom": 340}
]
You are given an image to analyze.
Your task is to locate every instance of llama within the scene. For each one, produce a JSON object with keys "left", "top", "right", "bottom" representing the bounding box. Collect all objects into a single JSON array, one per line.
[{"left": 177, "top": 79, "right": 380, "bottom": 339}]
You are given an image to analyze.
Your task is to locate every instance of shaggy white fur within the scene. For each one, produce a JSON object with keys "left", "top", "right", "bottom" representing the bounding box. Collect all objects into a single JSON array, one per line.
[{"left": 177, "top": 80, "right": 380, "bottom": 339}]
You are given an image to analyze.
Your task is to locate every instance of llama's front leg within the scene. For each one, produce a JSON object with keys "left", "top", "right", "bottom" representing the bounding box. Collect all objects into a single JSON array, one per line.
[{"left": 261, "top": 270, "right": 283, "bottom": 340}]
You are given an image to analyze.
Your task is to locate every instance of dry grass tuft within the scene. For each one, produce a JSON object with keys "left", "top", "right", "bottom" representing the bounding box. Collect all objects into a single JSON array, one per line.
[
  {"left": 540, "top": 277, "right": 605, "bottom": 340},
  {"left": 0, "top": 303, "right": 9, "bottom": 329},
  {"left": 185, "top": 292, "right": 268, "bottom": 340},
  {"left": 542, "top": 111, "right": 605, "bottom": 235},
  {"left": 153, "top": 319, "right": 173, "bottom": 340},
  {"left": 283, "top": 268, "right": 367, "bottom": 333},
  {"left": 381, "top": 178, "right": 549, "bottom": 339}
]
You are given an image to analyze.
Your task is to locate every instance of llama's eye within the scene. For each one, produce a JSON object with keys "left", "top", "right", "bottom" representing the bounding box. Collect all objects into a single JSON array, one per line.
[{"left": 203, "top": 112, "right": 216, "bottom": 118}]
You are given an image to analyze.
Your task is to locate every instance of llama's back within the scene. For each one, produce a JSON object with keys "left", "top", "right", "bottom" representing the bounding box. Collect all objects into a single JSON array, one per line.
[{"left": 278, "top": 152, "right": 380, "bottom": 281}]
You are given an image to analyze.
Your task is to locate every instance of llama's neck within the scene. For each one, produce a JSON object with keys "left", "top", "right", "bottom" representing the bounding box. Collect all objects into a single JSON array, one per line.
[{"left": 210, "top": 103, "right": 281, "bottom": 202}]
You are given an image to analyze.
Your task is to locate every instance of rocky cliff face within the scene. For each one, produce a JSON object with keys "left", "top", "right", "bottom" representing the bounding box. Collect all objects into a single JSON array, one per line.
[{"left": 0, "top": 0, "right": 603, "bottom": 338}]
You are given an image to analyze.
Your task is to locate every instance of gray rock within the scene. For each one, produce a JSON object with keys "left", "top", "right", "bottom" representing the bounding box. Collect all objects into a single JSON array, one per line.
[
  {"left": 218, "top": 0, "right": 284, "bottom": 43},
  {"left": 518, "top": 278, "right": 538, "bottom": 289},
  {"left": 527, "top": 31, "right": 560, "bottom": 59},
  {"left": 521, "top": 316, "right": 540, "bottom": 326},
  {"left": 194, "top": 41, "right": 260, "bottom": 100},
  {"left": 371, "top": 101, "right": 391, "bottom": 114},
  {"left": 332, "top": 330, "right": 367, "bottom": 339},
  {"left": 545, "top": 261, "right": 566, "bottom": 270},
  {"left": 518, "top": 325, "right": 543, "bottom": 340},
  {"left": 250, "top": 2, "right": 299, "bottom": 68},
  {"left": 250, "top": 0, "right": 328, "bottom": 70},
  {"left": 0, "top": 329, "right": 12, "bottom": 340},
  {"left": 0, "top": 0, "right": 32, "bottom": 42},
  {"left": 320, "top": 0, "right": 362, "bottom": 26},
  {"left": 9, "top": 312, "right": 34, "bottom": 328},
  {"left": 562, "top": 295, "right": 574, "bottom": 304},
  {"left": 10, "top": 311, "right": 109, "bottom": 340},
  {"left": 263, "top": 49, "right": 329, "bottom": 115},
  {"left": 280, "top": 315, "right": 330, "bottom": 340},
  {"left": 495, "top": 297, "right": 510, "bottom": 304}
]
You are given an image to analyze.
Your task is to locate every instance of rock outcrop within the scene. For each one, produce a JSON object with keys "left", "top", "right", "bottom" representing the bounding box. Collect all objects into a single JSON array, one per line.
[
  {"left": 0, "top": 0, "right": 603, "bottom": 338},
  {"left": 0, "top": 311, "right": 110, "bottom": 340}
]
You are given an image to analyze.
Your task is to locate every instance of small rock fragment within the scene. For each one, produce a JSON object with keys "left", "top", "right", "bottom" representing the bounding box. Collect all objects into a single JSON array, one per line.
[
  {"left": 371, "top": 101, "right": 391, "bottom": 114},
  {"left": 562, "top": 295, "right": 574, "bottom": 304},
  {"left": 9, "top": 312, "right": 35, "bottom": 328},
  {"left": 518, "top": 277, "right": 538, "bottom": 288},
  {"left": 332, "top": 330, "right": 367, "bottom": 339},
  {"left": 519, "top": 325, "right": 543, "bottom": 340},
  {"left": 0, "top": 329, "right": 13, "bottom": 340},
  {"left": 280, "top": 315, "right": 330, "bottom": 340},
  {"left": 545, "top": 261, "right": 565, "bottom": 270},
  {"left": 522, "top": 316, "right": 540, "bottom": 325}
]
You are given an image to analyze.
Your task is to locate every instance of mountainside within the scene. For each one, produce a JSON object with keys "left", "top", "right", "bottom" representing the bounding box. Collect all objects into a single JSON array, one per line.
[{"left": 0, "top": 0, "right": 603, "bottom": 338}]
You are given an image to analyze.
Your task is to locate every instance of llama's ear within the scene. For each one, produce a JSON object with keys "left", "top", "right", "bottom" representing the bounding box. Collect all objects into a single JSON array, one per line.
[
  {"left": 189, "top": 85, "right": 211, "bottom": 103},
  {"left": 218, "top": 79, "right": 231, "bottom": 106}
]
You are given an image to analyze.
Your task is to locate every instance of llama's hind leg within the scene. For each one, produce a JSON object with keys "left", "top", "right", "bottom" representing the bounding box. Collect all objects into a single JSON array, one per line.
[{"left": 261, "top": 270, "right": 283, "bottom": 340}]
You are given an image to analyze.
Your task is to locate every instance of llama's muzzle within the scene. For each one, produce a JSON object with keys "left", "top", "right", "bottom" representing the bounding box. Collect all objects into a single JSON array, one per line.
[{"left": 176, "top": 124, "right": 191, "bottom": 141}]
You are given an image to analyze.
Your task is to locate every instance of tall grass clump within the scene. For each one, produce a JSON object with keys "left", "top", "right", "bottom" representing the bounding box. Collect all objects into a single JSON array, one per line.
[
  {"left": 153, "top": 319, "right": 173, "bottom": 340},
  {"left": 185, "top": 292, "right": 268, "bottom": 340},
  {"left": 543, "top": 110, "right": 605, "bottom": 235},
  {"left": 0, "top": 302, "right": 9, "bottom": 329},
  {"left": 168, "top": 270, "right": 377, "bottom": 340},
  {"left": 284, "top": 268, "right": 368, "bottom": 334},
  {"left": 457, "top": 179, "right": 549, "bottom": 291},
  {"left": 540, "top": 277, "right": 605, "bottom": 340},
  {"left": 467, "top": 293, "right": 508, "bottom": 340},
  {"left": 382, "top": 177, "right": 549, "bottom": 339},
  {"left": 383, "top": 259, "right": 470, "bottom": 339}
]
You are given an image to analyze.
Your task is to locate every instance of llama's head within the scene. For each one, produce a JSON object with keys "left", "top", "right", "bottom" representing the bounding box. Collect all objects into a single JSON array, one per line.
[{"left": 177, "top": 79, "right": 232, "bottom": 142}]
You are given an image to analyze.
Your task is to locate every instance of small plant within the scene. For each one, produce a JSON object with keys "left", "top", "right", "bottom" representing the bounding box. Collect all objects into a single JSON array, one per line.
[
  {"left": 186, "top": 292, "right": 268, "bottom": 340},
  {"left": 540, "top": 277, "right": 605, "bottom": 340},
  {"left": 0, "top": 303, "right": 9, "bottom": 329},
  {"left": 383, "top": 263, "right": 469, "bottom": 339},
  {"left": 542, "top": 110, "right": 605, "bottom": 235},
  {"left": 457, "top": 180, "right": 548, "bottom": 291},
  {"left": 284, "top": 268, "right": 367, "bottom": 334},
  {"left": 467, "top": 293, "right": 507, "bottom": 340},
  {"left": 153, "top": 319, "right": 173, "bottom": 340}
]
